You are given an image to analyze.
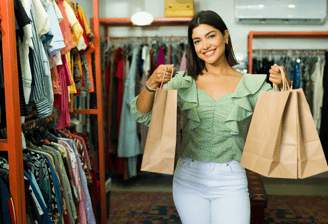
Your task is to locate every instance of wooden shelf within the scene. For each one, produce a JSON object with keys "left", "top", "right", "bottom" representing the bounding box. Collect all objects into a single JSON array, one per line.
[
  {"left": 73, "top": 109, "right": 99, "bottom": 115},
  {"left": 0, "top": 139, "right": 8, "bottom": 151},
  {"left": 249, "top": 31, "right": 328, "bottom": 39},
  {"left": 91, "top": 17, "right": 192, "bottom": 27}
]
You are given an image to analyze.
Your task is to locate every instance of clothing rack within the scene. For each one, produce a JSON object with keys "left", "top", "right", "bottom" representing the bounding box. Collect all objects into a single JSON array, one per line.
[
  {"left": 247, "top": 31, "right": 328, "bottom": 74},
  {"left": 0, "top": 0, "right": 104, "bottom": 223},
  {"left": 0, "top": 0, "right": 27, "bottom": 223},
  {"left": 104, "top": 36, "right": 188, "bottom": 48},
  {"left": 91, "top": 15, "right": 192, "bottom": 224}
]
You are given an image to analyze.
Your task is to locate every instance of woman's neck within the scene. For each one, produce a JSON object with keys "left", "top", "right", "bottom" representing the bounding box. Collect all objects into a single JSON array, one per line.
[{"left": 204, "top": 60, "right": 233, "bottom": 77}]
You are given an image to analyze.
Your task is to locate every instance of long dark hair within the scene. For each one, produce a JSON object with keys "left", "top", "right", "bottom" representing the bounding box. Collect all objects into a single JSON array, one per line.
[{"left": 185, "top": 10, "right": 239, "bottom": 80}]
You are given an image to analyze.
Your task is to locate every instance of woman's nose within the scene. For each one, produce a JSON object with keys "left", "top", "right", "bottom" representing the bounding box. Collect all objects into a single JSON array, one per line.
[{"left": 202, "top": 40, "right": 210, "bottom": 50}]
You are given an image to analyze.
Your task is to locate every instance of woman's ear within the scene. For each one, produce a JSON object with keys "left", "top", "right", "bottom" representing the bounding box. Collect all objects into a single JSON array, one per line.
[{"left": 224, "top": 30, "right": 229, "bottom": 42}]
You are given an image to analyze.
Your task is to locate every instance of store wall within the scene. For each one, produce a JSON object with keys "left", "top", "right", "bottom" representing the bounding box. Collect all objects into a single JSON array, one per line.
[{"left": 75, "top": 0, "right": 328, "bottom": 61}]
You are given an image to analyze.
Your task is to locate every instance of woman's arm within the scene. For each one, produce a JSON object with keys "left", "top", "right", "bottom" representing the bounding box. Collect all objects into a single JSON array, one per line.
[{"left": 136, "top": 64, "right": 176, "bottom": 114}]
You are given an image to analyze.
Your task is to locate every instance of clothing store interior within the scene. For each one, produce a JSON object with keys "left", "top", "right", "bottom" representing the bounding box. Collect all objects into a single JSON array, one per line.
[{"left": 0, "top": 0, "right": 328, "bottom": 223}]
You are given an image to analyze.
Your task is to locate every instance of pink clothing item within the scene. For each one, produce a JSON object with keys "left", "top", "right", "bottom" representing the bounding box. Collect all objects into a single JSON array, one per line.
[
  {"left": 156, "top": 45, "right": 165, "bottom": 67},
  {"left": 56, "top": 55, "right": 70, "bottom": 130},
  {"left": 179, "top": 50, "right": 187, "bottom": 71},
  {"left": 56, "top": 0, "right": 75, "bottom": 55},
  {"left": 58, "top": 140, "right": 87, "bottom": 224},
  {"left": 157, "top": 46, "right": 165, "bottom": 88},
  {"left": 115, "top": 48, "right": 124, "bottom": 134},
  {"left": 64, "top": 55, "right": 72, "bottom": 86}
]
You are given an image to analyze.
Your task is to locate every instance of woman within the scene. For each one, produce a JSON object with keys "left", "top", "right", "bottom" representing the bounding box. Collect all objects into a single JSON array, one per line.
[{"left": 131, "top": 10, "right": 291, "bottom": 224}]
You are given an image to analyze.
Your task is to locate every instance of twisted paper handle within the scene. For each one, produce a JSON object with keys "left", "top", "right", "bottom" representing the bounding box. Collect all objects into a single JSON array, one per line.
[
  {"left": 272, "top": 66, "right": 291, "bottom": 92},
  {"left": 160, "top": 67, "right": 174, "bottom": 90}
]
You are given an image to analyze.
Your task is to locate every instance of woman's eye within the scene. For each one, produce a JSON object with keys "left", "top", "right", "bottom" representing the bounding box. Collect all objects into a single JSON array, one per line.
[
  {"left": 194, "top": 40, "right": 200, "bottom": 44},
  {"left": 209, "top": 35, "right": 215, "bottom": 39}
]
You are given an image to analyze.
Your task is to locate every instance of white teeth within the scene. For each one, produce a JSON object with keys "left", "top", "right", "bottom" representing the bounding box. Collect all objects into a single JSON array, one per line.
[{"left": 204, "top": 50, "right": 215, "bottom": 55}]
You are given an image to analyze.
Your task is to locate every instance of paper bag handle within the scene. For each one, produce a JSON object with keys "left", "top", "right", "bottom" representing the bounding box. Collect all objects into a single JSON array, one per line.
[
  {"left": 272, "top": 66, "right": 291, "bottom": 92},
  {"left": 160, "top": 67, "right": 174, "bottom": 90}
]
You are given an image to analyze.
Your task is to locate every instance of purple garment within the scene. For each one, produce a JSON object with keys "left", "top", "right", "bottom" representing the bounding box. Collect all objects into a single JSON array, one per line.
[
  {"left": 179, "top": 50, "right": 187, "bottom": 71},
  {"left": 156, "top": 46, "right": 165, "bottom": 67},
  {"left": 157, "top": 46, "right": 166, "bottom": 88},
  {"left": 61, "top": 138, "right": 96, "bottom": 224}
]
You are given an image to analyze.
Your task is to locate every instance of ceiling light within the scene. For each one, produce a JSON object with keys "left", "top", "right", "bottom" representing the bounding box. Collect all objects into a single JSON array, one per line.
[
  {"left": 288, "top": 4, "right": 296, "bottom": 8},
  {"left": 131, "top": 11, "right": 154, "bottom": 26}
]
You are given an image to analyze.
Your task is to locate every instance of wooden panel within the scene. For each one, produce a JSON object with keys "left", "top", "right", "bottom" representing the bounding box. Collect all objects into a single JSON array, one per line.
[
  {"left": 73, "top": 109, "right": 99, "bottom": 115},
  {"left": 1, "top": 0, "right": 26, "bottom": 223},
  {"left": 93, "top": 0, "right": 107, "bottom": 224},
  {"left": 0, "top": 140, "right": 8, "bottom": 151},
  {"left": 250, "top": 31, "right": 328, "bottom": 39}
]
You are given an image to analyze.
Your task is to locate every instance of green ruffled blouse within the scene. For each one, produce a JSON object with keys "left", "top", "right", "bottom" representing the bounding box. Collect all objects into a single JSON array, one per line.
[{"left": 130, "top": 71, "right": 274, "bottom": 163}]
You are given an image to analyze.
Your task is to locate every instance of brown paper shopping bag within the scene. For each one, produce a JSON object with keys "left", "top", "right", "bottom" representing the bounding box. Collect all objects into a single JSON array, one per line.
[
  {"left": 141, "top": 68, "right": 177, "bottom": 175},
  {"left": 240, "top": 67, "right": 328, "bottom": 179}
]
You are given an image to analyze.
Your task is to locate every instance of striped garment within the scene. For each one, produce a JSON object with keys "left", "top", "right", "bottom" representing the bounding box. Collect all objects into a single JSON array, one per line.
[{"left": 29, "top": 0, "right": 52, "bottom": 118}]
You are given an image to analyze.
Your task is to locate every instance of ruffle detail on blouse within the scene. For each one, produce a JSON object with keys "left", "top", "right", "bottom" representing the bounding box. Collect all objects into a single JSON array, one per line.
[
  {"left": 130, "top": 95, "right": 152, "bottom": 127},
  {"left": 225, "top": 74, "right": 268, "bottom": 135},
  {"left": 172, "top": 71, "right": 201, "bottom": 130}
]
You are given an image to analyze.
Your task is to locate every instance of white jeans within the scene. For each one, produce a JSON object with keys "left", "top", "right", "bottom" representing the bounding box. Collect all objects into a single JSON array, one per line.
[{"left": 173, "top": 157, "right": 250, "bottom": 224}]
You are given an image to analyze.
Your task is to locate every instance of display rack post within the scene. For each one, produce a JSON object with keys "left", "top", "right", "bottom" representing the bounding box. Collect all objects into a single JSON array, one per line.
[{"left": 0, "top": 0, "right": 27, "bottom": 223}]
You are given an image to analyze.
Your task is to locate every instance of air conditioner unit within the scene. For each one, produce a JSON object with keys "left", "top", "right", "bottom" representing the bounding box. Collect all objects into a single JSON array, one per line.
[{"left": 235, "top": 0, "right": 328, "bottom": 25}]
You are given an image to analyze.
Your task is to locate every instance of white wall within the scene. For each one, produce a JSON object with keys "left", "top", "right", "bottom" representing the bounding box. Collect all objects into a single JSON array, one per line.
[{"left": 74, "top": 0, "right": 328, "bottom": 59}]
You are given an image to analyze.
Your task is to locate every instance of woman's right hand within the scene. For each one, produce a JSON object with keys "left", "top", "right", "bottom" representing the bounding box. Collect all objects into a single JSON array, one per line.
[{"left": 147, "top": 64, "right": 176, "bottom": 89}]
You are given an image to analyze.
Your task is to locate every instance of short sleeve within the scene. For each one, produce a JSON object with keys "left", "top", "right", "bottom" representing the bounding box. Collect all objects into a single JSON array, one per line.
[{"left": 130, "top": 96, "right": 152, "bottom": 127}]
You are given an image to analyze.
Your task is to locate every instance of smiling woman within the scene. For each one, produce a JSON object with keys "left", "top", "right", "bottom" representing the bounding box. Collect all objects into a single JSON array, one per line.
[
  {"left": 131, "top": 9, "right": 290, "bottom": 224},
  {"left": 186, "top": 10, "right": 239, "bottom": 80}
]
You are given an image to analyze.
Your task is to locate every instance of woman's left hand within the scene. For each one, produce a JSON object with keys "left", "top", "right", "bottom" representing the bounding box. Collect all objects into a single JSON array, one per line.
[{"left": 269, "top": 64, "right": 291, "bottom": 88}]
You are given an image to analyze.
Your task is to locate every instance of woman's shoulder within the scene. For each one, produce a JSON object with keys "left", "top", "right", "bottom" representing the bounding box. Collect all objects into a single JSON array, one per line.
[
  {"left": 167, "top": 70, "right": 194, "bottom": 90},
  {"left": 232, "top": 73, "right": 271, "bottom": 98}
]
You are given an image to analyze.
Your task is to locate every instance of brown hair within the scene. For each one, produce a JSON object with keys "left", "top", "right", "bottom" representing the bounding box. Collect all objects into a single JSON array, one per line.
[{"left": 185, "top": 10, "right": 239, "bottom": 80}]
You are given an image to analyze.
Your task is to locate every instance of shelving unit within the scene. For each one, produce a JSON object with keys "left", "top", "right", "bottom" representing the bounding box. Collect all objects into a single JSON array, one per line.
[
  {"left": 0, "top": 0, "right": 105, "bottom": 223},
  {"left": 89, "top": 15, "right": 192, "bottom": 224},
  {"left": 0, "top": 0, "right": 26, "bottom": 223},
  {"left": 247, "top": 31, "right": 328, "bottom": 74},
  {"left": 0, "top": 0, "right": 192, "bottom": 222}
]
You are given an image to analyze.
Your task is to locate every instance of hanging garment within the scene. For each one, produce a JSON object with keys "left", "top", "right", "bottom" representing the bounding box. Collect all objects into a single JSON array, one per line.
[
  {"left": 24, "top": 171, "right": 53, "bottom": 224},
  {"left": 320, "top": 52, "right": 328, "bottom": 160},
  {"left": 115, "top": 47, "right": 124, "bottom": 134},
  {"left": 16, "top": 0, "right": 33, "bottom": 106},
  {"left": 294, "top": 61, "right": 301, "bottom": 89},
  {"left": 60, "top": 138, "right": 96, "bottom": 224},
  {"left": 55, "top": 55, "right": 70, "bottom": 130},
  {"left": 44, "top": 0, "right": 65, "bottom": 56},
  {"left": 56, "top": 0, "right": 75, "bottom": 55},
  {"left": 0, "top": 177, "right": 17, "bottom": 224},
  {"left": 312, "top": 57, "right": 325, "bottom": 132},
  {"left": 179, "top": 50, "right": 187, "bottom": 71},
  {"left": 29, "top": 0, "right": 52, "bottom": 118},
  {"left": 118, "top": 48, "right": 141, "bottom": 177}
]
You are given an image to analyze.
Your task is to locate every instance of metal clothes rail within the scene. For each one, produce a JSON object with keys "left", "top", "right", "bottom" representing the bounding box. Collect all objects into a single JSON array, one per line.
[{"left": 247, "top": 31, "right": 328, "bottom": 74}]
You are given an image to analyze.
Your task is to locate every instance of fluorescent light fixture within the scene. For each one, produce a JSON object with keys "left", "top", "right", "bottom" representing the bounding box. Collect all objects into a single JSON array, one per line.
[
  {"left": 288, "top": 4, "right": 296, "bottom": 8},
  {"left": 131, "top": 11, "right": 154, "bottom": 26}
]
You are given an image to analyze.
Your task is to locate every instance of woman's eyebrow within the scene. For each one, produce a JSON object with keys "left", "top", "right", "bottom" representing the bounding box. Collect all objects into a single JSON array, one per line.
[{"left": 192, "top": 31, "right": 216, "bottom": 40}]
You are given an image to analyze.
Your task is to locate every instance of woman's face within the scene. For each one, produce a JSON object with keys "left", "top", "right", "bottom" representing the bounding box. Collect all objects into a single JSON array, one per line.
[{"left": 191, "top": 24, "right": 229, "bottom": 66}]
